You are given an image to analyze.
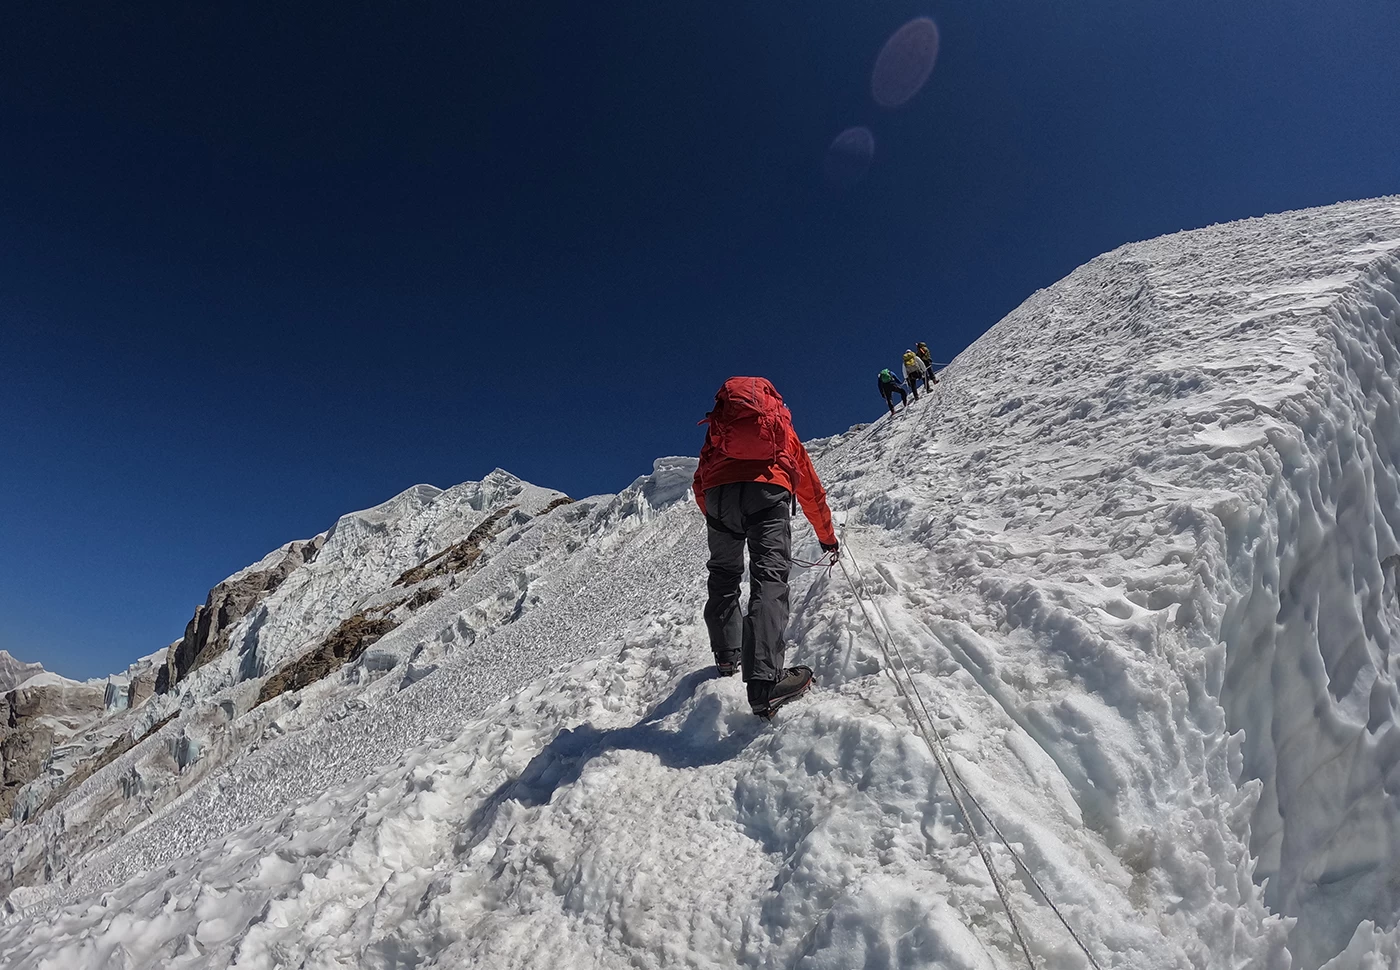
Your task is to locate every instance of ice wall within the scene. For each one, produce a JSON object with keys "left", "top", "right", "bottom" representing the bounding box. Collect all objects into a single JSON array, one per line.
[{"left": 1215, "top": 250, "right": 1400, "bottom": 968}]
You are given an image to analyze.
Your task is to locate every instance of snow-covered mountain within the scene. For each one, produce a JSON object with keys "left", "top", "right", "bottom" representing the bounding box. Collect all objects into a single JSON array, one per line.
[
  {"left": 0, "top": 652, "right": 44, "bottom": 695},
  {"left": 2, "top": 197, "right": 1400, "bottom": 969}
]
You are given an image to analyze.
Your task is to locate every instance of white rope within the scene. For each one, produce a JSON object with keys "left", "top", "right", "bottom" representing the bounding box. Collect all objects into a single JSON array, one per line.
[
  {"left": 838, "top": 542, "right": 1106, "bottom": 970},
  {"left": 837, "top": 554, "right": 1038, "bottom": 969}
]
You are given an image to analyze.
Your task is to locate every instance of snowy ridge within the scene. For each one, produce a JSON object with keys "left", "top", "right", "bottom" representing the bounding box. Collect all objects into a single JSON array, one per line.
[
  {"left": 4, "top": 672, "right": 80, "bottom": 693},
  {"left": 231, "top": 472, "right": 561, "bottom": 678},
  {"left": 1, "top": 198, "right": 1400, "bottom": 968},
  {"left": 0, "top": 652, "right": 45, "bottom": 694},
  {"left": 150, "top": 470, "right": 562, "bottom": 707}
]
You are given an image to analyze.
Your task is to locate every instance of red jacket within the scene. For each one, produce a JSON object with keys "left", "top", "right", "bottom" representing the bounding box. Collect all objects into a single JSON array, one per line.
[{"left": 693, "top": 402, "right": 837, "bottom": 546}]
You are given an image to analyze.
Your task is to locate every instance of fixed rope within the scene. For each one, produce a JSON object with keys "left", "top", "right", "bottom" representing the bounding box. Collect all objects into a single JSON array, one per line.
[
  {"left": 837, "top": 554, "right": 1038, "bottom": 970},
  {"left": 808, "top": 430, "right": 1101, "bottom": 967},
  {"left": 838, "top": 542, "right": 1105, "bottom": 970}
]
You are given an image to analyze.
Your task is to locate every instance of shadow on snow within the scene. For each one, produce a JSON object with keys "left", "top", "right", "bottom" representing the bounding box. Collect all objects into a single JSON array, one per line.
[{"left": 458, "top": 668, "right": 762, "bottom": 848}]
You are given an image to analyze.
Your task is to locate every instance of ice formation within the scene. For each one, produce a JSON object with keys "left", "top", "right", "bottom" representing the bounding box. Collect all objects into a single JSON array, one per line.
[{"left": 1, "top": 198, "right": 1399, "bottom": 969}]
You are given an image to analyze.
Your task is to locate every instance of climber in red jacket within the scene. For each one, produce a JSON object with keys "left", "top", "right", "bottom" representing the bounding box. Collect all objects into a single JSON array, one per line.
[{"left": 693, "top": 376, "right": 839, "bottom": 718}]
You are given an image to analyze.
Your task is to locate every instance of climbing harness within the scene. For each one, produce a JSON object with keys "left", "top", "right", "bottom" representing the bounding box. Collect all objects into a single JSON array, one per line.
[{"left": 838, "top": 542, "right": 1106, "bottom": 970}]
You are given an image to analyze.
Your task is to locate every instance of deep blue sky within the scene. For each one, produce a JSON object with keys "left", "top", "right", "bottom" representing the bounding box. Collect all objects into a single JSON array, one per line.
[{"left": 3, "top": 1, "right": 1398, "bottom": 679}]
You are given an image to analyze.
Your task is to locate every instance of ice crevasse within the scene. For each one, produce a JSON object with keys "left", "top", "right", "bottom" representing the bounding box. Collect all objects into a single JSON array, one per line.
[{"left": 1, "top": 197, "right": 1400, "bottom": 969}]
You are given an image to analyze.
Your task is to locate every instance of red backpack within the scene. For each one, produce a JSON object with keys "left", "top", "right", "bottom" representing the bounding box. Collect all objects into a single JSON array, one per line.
[{"left": 703, "top": 377, "right": 792, "bottom": 464}]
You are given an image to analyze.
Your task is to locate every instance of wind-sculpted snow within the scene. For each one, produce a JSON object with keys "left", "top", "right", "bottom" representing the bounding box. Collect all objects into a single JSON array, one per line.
[{"left": 2, "top": 198, "right": 1400, "bottom": 969}]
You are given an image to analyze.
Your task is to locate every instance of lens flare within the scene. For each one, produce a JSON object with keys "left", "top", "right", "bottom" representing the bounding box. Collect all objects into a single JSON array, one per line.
[
  {"left": 824, "top": 126, "right": 875, "bottom": 187},
  {"left": 871, "top": 17, "right": 940, "bottom": 109}
]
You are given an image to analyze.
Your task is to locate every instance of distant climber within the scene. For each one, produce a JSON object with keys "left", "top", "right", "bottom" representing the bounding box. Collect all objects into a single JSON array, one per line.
[
  {"left": 693, "top": 377, "right": 838, "bottom": 718},
  {"left": 878, "top": 368, "right": 907, "bottom": 415},
  {"left": 915, "top": 341, "right": 939, "bottom": 383},
  {"left": 903, "top": 350, "right": 930, "bottom": 398}
]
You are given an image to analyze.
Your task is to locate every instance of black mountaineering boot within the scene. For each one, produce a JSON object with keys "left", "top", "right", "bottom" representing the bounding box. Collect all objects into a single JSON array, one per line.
[
  {"left": 746, "top": 679, "right": 769, "bottom": 713},
  {"left": 747, "top": 666, "right": 814, "bottom": 718},
  {"left": 715, "top": 659, "right": 738, "bottom": 677}
]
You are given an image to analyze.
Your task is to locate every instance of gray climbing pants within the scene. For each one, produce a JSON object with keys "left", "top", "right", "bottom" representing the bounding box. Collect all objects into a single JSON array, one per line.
[{"left": 703, "top": 481, "right": 793, "bottom": 683}]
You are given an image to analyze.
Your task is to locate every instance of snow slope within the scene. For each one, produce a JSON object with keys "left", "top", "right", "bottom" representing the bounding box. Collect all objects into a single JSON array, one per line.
[{"left": 2, "top": 197, "right": 1400, "bottom": 969}]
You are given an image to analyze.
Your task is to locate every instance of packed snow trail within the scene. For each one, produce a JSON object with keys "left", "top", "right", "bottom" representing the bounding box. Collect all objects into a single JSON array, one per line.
[
  {"left": 2, "top": 197, "right": 1400, "bottom": 968},
  {"left": 836, "top": 547, "right": 1063, "bottom": 970}
]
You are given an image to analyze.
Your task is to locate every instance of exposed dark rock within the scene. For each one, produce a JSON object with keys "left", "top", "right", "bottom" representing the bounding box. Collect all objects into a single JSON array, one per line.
[
  {"left": 0, "top": 678, "right": 104, "bottom": 817},
  {"left": 127, "top": 666, "right": 157, "bottom": 710},
  {"left": 256, "top": 610, "right": 398, "bottom": 707},
  {"left": 0, "top": 727, "right": 53, "bottom": 787},
  {"left": 3, "top": 680, "right": 105, "bottom": 733},
  {"left": 156, "top": 536, "right": 324, "bottom": 695},
  {"left": 1, "top": 725, "right": 54, "bottom": 817},
  {"left": 406, "top": 586, "right": 444, "bottom": 611},
  {"left": 393, "top": 506, "right": 517, "bottom": 588},
  {"left": 253, "top": 496, "right": 557, "bottom": 707}
]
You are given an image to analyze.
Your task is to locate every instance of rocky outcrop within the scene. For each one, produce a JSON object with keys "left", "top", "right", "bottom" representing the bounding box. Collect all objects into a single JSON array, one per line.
[
  {"left": 254, "top": 502, "right": 544, "bottom": 708},
  {"left": 256, "top": 609, "right": 398, "bottom": 707},
  {"left": 405, "top": 585, "right": 444, "bottom": 611},
  {"left": 1, "top": 725, "right": 54, "bottom": 808},
  {"left": 540, "top": 495, "right": 576, "bottom": 514},
  {"left": 126, "top": 664, "right": 158, "bottom": 710},
  {"left": 0, "top": 676, "right": 105, "bottom": 817},
  {"left": 393, "top": 506, "right": 518, "bottom": 587},
  {"left": 4, "top": 677, "right": 105, "bottom": 732},
  {"left": 0, "top": 477, "right": 566, "bottom": 873},
  {"left": 156, "top": 536, "right": 324, "bottom": 695}
]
